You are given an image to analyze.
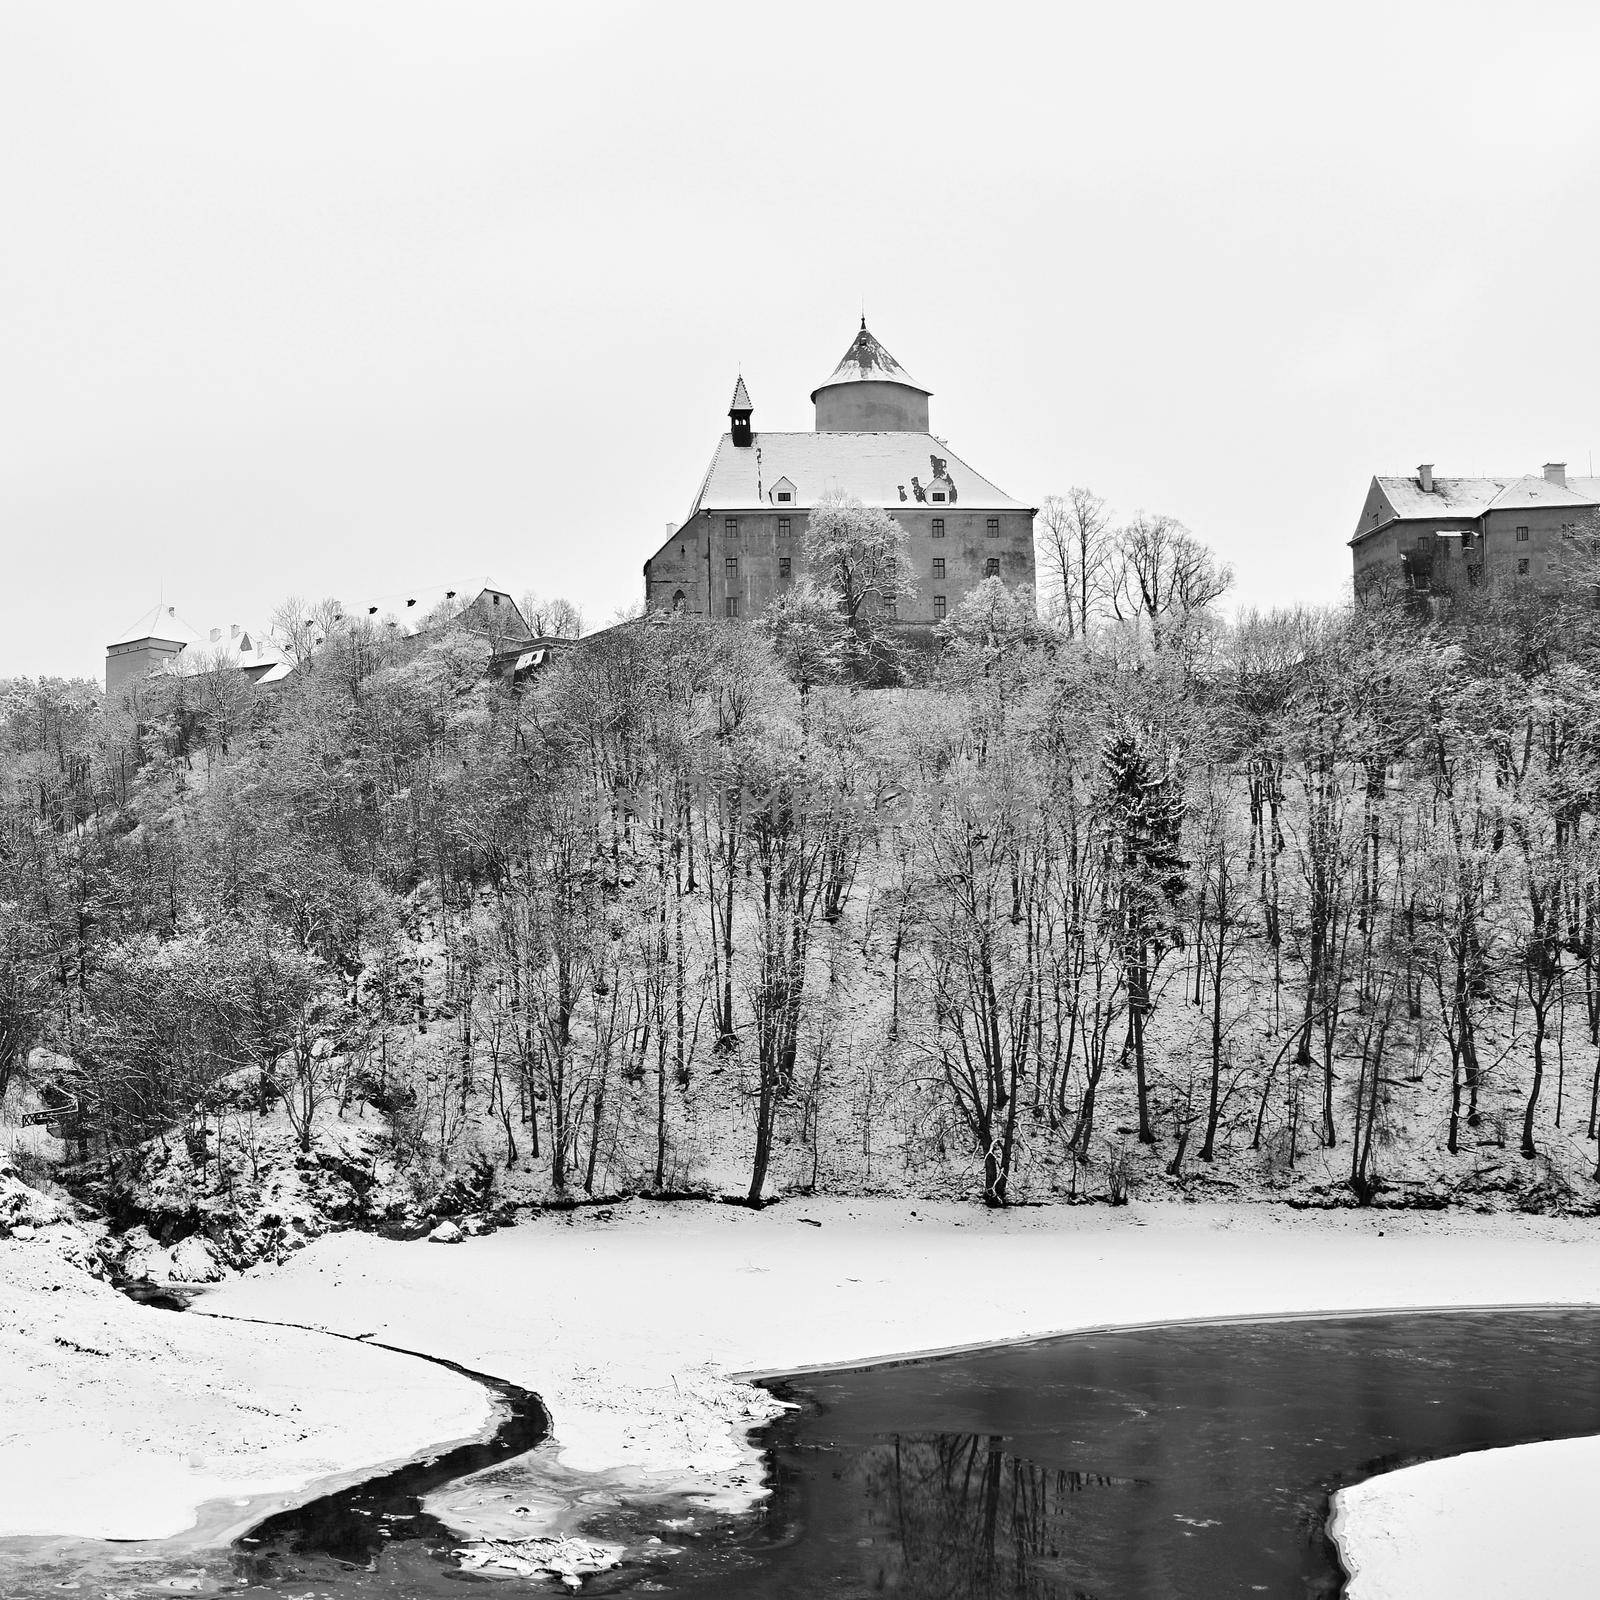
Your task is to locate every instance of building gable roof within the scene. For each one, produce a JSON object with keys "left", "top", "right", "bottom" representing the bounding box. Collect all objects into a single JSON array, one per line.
[
  {"left": 1484, "top": 476, "right": 1600, "bottom": 512},
  {"left": 107, "top": 602, "right": 283, "bottom": 671},
  {"left": 1358, "top": 473, "right": 1600, "bottom": 542}
]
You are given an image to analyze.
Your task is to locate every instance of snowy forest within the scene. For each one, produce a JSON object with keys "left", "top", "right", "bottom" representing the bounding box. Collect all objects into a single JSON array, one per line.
[{"left": 7, "top": 493, "right": 1600, "bottom": 1267}]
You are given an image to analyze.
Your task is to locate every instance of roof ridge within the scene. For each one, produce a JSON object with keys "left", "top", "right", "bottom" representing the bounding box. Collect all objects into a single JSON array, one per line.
[
  {"left": 683, "top": 438, "right": 726, "bottom": 526},
  {"left": 1482, "top": 473, "right": 1538, "bottom": 512}
]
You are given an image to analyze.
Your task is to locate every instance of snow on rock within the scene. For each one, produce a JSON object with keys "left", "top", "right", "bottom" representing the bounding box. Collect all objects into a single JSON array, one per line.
[
  {"left": 428, "top": 1219, "right": 464, "bottom": 1244},
  {"left": 0, "top": 1154, "right": 72, "bottom": 1236},
  {"left": 0, "top": 1155, "right": 105, "bottom": 1278},
  {"left": 103, "top": 1111, "right": 427, "bottom": 1277},
  {"left": 455, "top": 1535, "right": 622, "bottom": 1587},
  {"left": 116, "top": 1228, "right": 228, "bottom": 1283}
]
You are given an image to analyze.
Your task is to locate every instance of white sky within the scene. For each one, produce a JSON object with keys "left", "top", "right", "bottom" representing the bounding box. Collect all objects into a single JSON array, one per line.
[{"left": 3, "top": 0, "right": 1598, "bottom": 679}]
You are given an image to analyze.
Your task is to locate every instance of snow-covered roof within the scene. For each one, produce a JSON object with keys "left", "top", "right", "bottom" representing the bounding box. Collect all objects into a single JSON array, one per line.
[
  {"left": 682, "top": 431, "right": 1025, "bottom": 519},
  {"left": 356, "top": 582, "right": 472, "bottom": 629},
  {"left": 810, "top": 319, "right": 929, "bottom": 401},
  {"left": 348, "top": 582, "right": 528, "bottom": 638},
  {"left": 107, "top": 603, "right": 283, "bottom": 672},
  {"left": 1375, "top": 474, "right": 1600, "bottom": 521}
]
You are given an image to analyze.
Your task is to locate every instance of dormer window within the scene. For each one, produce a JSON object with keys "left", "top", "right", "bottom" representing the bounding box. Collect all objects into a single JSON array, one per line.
[
  {"left": 931, "top": 491, "right": 946, "bottom": 502},
  {"left": 770, "top": 477, "right": 797, "bottom": 506},
  {"left": 776, "top": 491, "right": 791, "bottom": 502}
]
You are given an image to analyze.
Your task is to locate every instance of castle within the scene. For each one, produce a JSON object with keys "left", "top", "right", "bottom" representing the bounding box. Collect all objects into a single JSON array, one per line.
[{"left": 643, "top": 320, "right": 1036, "bottom": 624}]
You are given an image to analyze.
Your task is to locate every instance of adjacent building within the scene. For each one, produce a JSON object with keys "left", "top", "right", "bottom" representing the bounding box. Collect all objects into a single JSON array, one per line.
[
  {"left": 104, "top": 585, "right": 534, "bottom": 704},
  {"left": 644, "top": 320, "right": 1036, "bottom": 624},
  {"left": 1351, "top": 463, "right": 1600, "bottom": 599},
  {"left": 105, "top": 605, "right": 287, "bottom": 703}
]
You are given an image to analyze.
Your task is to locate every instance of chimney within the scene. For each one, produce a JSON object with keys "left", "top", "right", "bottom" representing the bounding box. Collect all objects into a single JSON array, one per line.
[
  {"left": 1418, "top": 464, "right": 1434, "bottom": 493},
  {"left": 1544, "top": 462, "right": 1567, "bottom": 486},
  {"left": 665, "top": 521, "right": 677, "bottom": 539}
]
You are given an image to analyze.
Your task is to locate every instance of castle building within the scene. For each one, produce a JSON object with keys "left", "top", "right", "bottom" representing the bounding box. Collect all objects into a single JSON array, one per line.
[
  {"left": 105, "top": 605, "right": 286, "bottom": 703},
  {"left": 104, "top": 586, "right": 533, "bottom": 704},
  {"left": 1351, "top": 463, "right": 1600, "bottom": 598},
  {"left": 644, "top": 321, "right": 1036, "bottom": 624}
]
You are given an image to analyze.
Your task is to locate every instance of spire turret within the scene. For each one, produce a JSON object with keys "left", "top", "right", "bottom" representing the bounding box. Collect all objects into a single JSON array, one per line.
[{"left": 729, "top": 374, "right": 753, "bottom": 447}]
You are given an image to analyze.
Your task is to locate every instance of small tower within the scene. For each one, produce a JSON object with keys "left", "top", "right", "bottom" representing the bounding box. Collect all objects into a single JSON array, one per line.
[{"left": 729, "top": 374, "right": 754, "bottom": 447}]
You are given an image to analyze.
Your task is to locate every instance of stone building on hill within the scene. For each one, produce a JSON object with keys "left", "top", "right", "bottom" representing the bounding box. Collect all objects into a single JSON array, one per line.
[
  {"left": 1351, "top": 463, "right": 1600, "bottom": 600},
  {"left": 644, "top": 320, "right": 1036, "bottom": 624},
  {"left": 105, "top": 605, "right": 287, "bottom": 703},
  {"left": 104, "top": 585, "right": 534, "bottom": 705}
]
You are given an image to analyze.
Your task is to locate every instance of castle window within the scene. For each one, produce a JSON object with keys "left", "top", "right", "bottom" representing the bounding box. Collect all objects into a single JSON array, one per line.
[
  {"left": 672, "top": 590, "right": 686, "bottom": 611},
  {"left": 1516, "top": 526, "right": 1530, "bottom": 542},
  {"left": 986, "top": 518, "right": 1000, "bottom": 538},
  {"left": 725, "top": 596, "right": 740, "bottom": 618},
  {"left": 777, "top": 491, "right": 791, "bottom": 502},
  {"left": 778, "top": 517, "right": 791, "bottom": 537},
  {"left": 932, "top": 518, "right": 945, "bottom": 538},
  {"left": 779, "top": 556, "right": 791, "bottom": 579},
  {"left": 1518, "top": 558, "right": 1530, "bottom": 575},
  {"left": 985, "top": 558, "right": 1000, "bottom": 578},
  {"left": 884, "top": 596, "right": 897, "bottom": 618},
  {"left": 726, "top": 517, "right": 739, "bottom": 536},
  {"left": 725, "top": 556, "right": 738, "bottom": 577},
  {"left": 933, "top": 557, "right": 945, "bottom": 579},
  {"left": 931, "top": 491, "right": 946, "bottom": 502},
  {"left": 933, "top": 596, "right": 947, "bottom": 619}
]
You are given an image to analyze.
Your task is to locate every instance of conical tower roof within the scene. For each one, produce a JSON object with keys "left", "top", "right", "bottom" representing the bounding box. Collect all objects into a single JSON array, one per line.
[
  {"left": 810, "top": 317, "right": 930, "bottom": 401},
  {"left": 729, "top": 374, "right": 753, "bottom": 412}
]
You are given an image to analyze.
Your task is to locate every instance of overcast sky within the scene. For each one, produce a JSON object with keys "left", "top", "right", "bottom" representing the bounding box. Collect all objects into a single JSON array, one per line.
[{"left": 4, "top": 1, "right": 1598, "bottom": 679}]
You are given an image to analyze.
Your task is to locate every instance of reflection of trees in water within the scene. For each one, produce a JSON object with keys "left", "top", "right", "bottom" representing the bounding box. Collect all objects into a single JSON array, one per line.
[{"left": 852, "top": 1433, "right": 1143, "bottom": 1599}]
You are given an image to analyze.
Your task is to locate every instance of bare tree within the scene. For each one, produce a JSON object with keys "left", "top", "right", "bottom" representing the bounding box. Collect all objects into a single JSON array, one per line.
[
  {"left": 1036, "top": 487, "right": 1113, "bottom": 637},
  {"left": 520, "top": 591, "right": 585, "bottom": 639},
  {"left": 1110, "top": 514, "right": 1232, "bottom": 649}
]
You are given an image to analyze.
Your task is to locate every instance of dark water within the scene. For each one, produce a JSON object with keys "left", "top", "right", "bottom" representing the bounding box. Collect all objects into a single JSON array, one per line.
[
  {"left": 656, "top": 1309, "right": 1600, "bottom": 1600},
  {"left": 8, "top": 1309, "right": 1600, "bottom": 1598},
  {"left": 229, "top": 1347, "right": 551, "bottom": 1593}
]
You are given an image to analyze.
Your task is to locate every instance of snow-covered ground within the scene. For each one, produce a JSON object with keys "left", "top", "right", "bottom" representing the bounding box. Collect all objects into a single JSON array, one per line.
[
  {"left": 6, "top": 1198, "right": 1600, "bottom": 1596},
  {"left": 1333, "top": 1437, "right": 1600, "bottom": 1599},
  {"left": 0, "top": 1238, "right": 492, "bottom": 1541}
]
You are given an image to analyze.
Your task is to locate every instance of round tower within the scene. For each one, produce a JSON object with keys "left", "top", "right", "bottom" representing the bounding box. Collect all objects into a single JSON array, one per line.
[{"left": 810, "top": 318, "right": 931, "bottom": 433}]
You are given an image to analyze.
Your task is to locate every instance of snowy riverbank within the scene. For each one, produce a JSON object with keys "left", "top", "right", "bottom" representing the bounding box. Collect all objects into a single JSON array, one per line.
[
  {"left": 5, "top": 1199, "right": 1600, "bottom": 1595},
  {"left": 0, "top": 1241, "right": 493, "bottom": 1541},
  {"left": 202, "top": 1198, "right": 1600, "bottom": 1598}
]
